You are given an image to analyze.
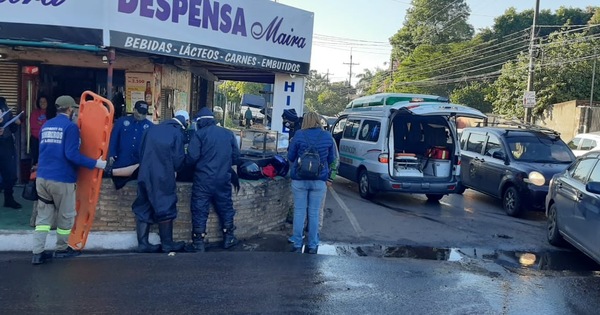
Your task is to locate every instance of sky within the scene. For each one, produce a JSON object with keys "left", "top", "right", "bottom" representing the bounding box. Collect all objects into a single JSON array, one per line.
[{"left": 276, "top": 0, "right": 598, "bottom": 85}]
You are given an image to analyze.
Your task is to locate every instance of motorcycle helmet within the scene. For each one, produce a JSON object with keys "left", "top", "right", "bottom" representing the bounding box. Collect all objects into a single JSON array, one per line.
[
  {"left": 238, "top": 161, "right": 263, "bottom": 180},
  {"left": 270, "top": 155, "right": 290, "bottom": 177}
]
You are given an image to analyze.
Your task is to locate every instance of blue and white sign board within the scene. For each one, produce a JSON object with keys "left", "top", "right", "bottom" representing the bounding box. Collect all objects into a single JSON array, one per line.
[
  {"left": 0, "top": 0, "right": 314, "bottom": 75},
  {"left": 272, "top": 73, "right": 305, "bottom": 134}
]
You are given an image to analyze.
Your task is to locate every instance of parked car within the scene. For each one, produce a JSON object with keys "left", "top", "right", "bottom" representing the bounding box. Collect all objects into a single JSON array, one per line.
[
  {"left": 459, "top": 125, "right": 575, "bottom": 216},
  {"left": 566, "top": 132, "right": 600, "bottom": 156},
  {"left": 546, "top": 152, "right": 600, "bottom": 265}
]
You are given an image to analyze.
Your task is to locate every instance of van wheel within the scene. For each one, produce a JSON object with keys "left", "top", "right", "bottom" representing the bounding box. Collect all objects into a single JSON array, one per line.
[
  {"left": 547, "top": 203, "right": 565, "bottom": 247},
  {"left": 426, "top": 194, "right": 444, "bottom": 202},
  {"left": 503, "top": 186, "right": 523, "bottom": 217},
  {"left": 358, "top": 169, "right": 375, "bottom": 200},
  {"left": 455, "top": 184, "right": 466, "bottom": 195}
]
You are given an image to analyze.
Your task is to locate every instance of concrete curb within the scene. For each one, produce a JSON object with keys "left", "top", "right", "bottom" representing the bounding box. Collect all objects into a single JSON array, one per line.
[{"left": 0, "top": 230, "right": 160, "bottom": 252}]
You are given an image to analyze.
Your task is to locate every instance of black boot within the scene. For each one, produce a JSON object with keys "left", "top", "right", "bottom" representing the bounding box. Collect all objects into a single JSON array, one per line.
[
  {"left": 136, "top": 221, "right": 161, "bottom": 253},
  {"left": 3, "top": 192, "right": 22, "bottom": 209},
  {"left": 185, "top": 229, "right": 206, "bottom": 253},
  {"left": 158, "top": 220, "right": 185, "bottom": 253},
  {"left": 222, "top": 225, "right": 239, "bottom": 249}
]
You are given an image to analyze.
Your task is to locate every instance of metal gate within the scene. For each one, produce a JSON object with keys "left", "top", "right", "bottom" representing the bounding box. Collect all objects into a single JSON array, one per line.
[{"left": 0, "top": 62, "right": 19, "bottom": 111}]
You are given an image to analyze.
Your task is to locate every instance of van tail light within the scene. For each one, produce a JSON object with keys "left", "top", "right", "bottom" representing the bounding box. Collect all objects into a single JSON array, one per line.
[{"left": 378, "top": 154, "right": 389, "bottom": 163}]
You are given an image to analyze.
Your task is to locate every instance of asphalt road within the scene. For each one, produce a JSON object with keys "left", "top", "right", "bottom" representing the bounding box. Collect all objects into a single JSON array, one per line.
[
  {"left": 3, "top": 177, "right": 600, "bottom": 314},
  {"left": 323, "top": 177, "right": 557, "bottom": 252},
  {"left": 2, "top": 251, "right": 600, "bottom": 315}
]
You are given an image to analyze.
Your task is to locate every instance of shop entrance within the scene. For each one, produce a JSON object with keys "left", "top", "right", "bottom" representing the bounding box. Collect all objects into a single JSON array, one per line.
[{"left": 18, "top": 65, "right": 126, "bottom": 182}]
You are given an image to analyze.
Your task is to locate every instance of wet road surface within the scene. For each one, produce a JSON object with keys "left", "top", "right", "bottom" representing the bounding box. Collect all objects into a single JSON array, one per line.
[{"left": 1, "top": 248, "right": 600, "bottom": 315}]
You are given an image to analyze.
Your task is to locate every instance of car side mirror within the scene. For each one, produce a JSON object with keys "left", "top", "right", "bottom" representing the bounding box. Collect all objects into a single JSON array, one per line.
[
  {"left": 492, "top": 151, "right": 506, "bottom": 160},
  {"left": 586, "top": 182, "right": 600, "bottom": 194}
]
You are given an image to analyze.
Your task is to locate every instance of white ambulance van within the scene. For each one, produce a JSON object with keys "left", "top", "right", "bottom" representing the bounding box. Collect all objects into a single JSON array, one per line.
[{"left": 330, "top": 93, "right": 486, "bottom": 201}]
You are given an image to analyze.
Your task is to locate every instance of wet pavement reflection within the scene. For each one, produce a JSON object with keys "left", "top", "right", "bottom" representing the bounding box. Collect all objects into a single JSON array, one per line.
[{"left": 314, "top": 244, "right": 600, "bottom": 272}]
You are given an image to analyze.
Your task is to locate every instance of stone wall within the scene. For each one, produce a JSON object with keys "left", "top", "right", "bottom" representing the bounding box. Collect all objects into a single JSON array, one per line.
[{"left": 93, "top": 177, "right": 293, "bottom": 243}]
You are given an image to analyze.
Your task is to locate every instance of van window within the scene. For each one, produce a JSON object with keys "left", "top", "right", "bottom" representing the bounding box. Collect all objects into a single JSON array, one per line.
[
  {"left": 567, "top": 137, "right": 581, "bottom": 150},
  {"left": 358, "top": 120, "right": 381, "bottom": 142},
  {"left": 343, "top": 119, "right": 361, "bottom": 139},
  {"left": 581, "top": 139, "right": 596, "bottom": 151},
  {"left": 465, "top": 133, "right": 486, "bottom": 154}
]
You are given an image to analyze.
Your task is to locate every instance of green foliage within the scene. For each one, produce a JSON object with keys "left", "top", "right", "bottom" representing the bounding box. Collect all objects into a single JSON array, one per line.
[
  {"left": 489, "top": 31, "right": 600, "bottom": 119},
  {"left": 390, "top": 0, "right": 473, "bottom": 63},
  {"left": 217, "top": 81, "right": 263, "bottom": 105},
  {"left": 304, "top": 71, "right": 350, "bottom": 116},
  {"left": 451, "top": 82, "right": 493, "bottom": 113}
]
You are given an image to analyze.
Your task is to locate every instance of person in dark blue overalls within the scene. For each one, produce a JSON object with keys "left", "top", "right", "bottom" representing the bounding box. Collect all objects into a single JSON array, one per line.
[
  {"left": 106, "top": 100, "right": 153, "bottom": 190},
  {"left": 0, "top": 96, "right": 22, "bottom": 209},
  {"left": 187, "top": 107, "right": 241, "bottom": 252},
  {"left": 131, "top": 111, "right": 189, "bottom": 253}
]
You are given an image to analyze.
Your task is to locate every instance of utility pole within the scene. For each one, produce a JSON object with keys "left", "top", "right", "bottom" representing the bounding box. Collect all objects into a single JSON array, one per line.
[
  {"left": 325, "top": 69, "right": 333, "bottom": 82},
  {"left": 591, "top": 46, "right": 597, "bottom": 109},
  {"left": 343, "top": 48, "right": 359, "bottom": 87},
  {"left": 586, "top": 46, "right": 598, "bottom": 133},
  {"left": 524, "top": 0, "right": 540, "bottom": 124}
]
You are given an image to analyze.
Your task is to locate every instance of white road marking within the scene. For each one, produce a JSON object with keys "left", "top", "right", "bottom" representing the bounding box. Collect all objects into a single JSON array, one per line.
[{"left": 329, "top": 186, "right": 364, "bottom": 237}]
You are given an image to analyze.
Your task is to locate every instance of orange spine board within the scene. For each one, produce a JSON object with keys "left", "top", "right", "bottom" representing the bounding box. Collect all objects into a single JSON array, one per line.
[{"left": 69, "top": 91, "right": 114, "bottom": 250}]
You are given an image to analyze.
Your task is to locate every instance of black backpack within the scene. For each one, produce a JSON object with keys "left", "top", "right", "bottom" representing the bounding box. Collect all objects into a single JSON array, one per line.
[{"left": 296, "top": 132, "right": 323, "bottom": 180}]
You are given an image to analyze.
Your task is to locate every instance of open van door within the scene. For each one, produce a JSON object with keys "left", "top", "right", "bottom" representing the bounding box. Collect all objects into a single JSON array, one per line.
[{"left": 386, "top": 102, "right": 486, "bottom": 179}]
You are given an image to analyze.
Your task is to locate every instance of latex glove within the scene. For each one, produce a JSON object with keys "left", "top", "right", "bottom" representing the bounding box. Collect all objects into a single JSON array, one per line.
[{"left": 95, "top": 158, "right": 107, "bottom": 170}]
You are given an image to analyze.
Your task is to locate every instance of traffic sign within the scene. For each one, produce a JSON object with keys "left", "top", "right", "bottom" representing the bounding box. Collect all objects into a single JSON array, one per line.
[{"left": 523, "top": 91, "right": 536, "bottom": 108}]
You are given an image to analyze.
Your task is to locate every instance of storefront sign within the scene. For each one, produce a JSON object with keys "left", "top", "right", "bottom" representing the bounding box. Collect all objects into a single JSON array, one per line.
[
  {"left": 271, "top": 73, "right": 305, "bottom": 134},
  {"left": 0, "top": 0, "right": 314, "bottom": 74},
  {"left": 125, "top": 72, "right": 154, "bottom": 113},
  {"left": 111, "top": 31, "right": 308, "bottom": 74}
]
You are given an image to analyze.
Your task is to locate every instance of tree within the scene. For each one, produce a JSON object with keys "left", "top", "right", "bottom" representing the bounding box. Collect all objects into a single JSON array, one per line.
[
  {"left": 489, "top": 30, "right": 600, "bottom": 119},
  {"left": 304, "top": 70, "right": 330, "bottom": 112},
  {"left": 217, "top": 81, "right": 264, "bottom": 117},
  {"left": 390, "top": 0, "right": 473, "bottom": 63},
  {"left": 451, "top": 82, "right": 493, "bottom": 113}
]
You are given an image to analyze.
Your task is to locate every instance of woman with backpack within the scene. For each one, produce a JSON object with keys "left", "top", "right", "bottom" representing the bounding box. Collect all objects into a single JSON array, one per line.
[{"left": 287, "top": 111, "right": 337, "bottom": 254}]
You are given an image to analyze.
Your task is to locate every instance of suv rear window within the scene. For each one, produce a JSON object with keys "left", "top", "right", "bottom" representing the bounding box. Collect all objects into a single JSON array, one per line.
[{"left": 506, "top": 136, "right": 573, "bottom": 163}]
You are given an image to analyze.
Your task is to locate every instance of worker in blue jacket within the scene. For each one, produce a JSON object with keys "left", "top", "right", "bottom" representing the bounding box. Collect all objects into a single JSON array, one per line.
[
  {"left": 131, "top": 110, "right": 189, "bottom": 253},
  {"left": 0, "top": 96, "right": 22, "bottom": 209},
  {"left": 187, "top": 107, "right": 241, "bottom": 252},
  {"left": 107, "top": 100, "right": 153, "bottom": 189},
  {"left": 32, "top": 96, "right": 108, "bottom": 265}
]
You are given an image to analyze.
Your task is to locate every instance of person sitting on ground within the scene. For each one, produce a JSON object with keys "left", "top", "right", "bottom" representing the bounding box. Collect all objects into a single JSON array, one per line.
[{"left": 106, "top": 100, "right": 153, "bottom": 189}]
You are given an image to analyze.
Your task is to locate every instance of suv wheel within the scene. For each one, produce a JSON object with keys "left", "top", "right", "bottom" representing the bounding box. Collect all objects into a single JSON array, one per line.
[
  {"left": 503, "top": 186, "right": 523, "bottom": 217},
  {"left": 547, "top": 203, "right": 565, "bottom": 247},
  {"left": 426, "top": 194, "right": 444, "bottom": 202},
  {"left": 358, "top": 169, "right": 375, "bottom": 200}
]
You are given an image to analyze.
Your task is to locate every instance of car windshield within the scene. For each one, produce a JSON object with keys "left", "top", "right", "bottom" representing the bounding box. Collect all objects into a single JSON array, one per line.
[{"left": 506, "top": 135, "right": 574, "bottom": 163}]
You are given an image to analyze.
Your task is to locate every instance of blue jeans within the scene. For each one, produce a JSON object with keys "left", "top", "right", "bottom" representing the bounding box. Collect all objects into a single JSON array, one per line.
[{"left": 290, "top": 180, "right": 327, "bottom": 249}]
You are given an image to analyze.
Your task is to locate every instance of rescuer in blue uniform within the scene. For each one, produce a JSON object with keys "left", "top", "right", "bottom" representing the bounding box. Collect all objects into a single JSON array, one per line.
[
  {"left": 187, "top": 107, "right": 241, "bottom": 252},
  {"left": 107, "top": 100, "right": 153, "bottom": 190},
  {"left": 0, "top": 96, "right": 22, "bottom": 209},
  {"left": 131, "top": 110, "right": 190, "bottom": 253},
  {"left": 32, "top": 96, "right": 108, "bottom": 264}
]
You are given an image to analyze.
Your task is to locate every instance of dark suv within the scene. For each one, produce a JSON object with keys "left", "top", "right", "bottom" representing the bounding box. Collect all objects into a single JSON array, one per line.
[{"left": 459, "top": 125, "right": 575, "bottom": 216}]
